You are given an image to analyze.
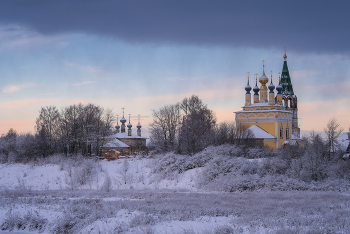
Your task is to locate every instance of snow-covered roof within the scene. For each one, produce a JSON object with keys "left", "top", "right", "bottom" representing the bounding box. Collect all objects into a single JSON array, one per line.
[
  {"left": 102, "top": 138, "right": 130, "bottom": 148},
  {"left": 110, "top": 132, "right": 147, "bottom": 139},
  {"left": 291, "top": 134, "right": 302, "bottom": 141},
  {"left": 242, "top": 125, "right": 275, "bottom": 139},
  {"left": 282, "top": 140, "right": 298, "bottom": 146}
]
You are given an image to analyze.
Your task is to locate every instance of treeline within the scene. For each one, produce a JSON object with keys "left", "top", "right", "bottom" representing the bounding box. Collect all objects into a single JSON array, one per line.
[
  {"left": 149, "top": 95, "right": 252, "bottom": 155},
  {"left": 0, "top": 103, "right": 115, "bottom": 162}
]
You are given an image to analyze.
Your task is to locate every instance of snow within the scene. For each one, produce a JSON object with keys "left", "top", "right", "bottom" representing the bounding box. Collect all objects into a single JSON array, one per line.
[
  {"left": 0, "top": 164, "right": 67, "bottom": 190},
  {"left": 291, "top": 133, "right": 302, "bottom": 140},
  {"left": 245, "top": 125, "right": 275, "bottom": 139},
  {"left": 0, "top": 159, "right": 198, "bottom": 191},
  {"left": 102, "top": 138, "right": 130, "bottom": 148},
  {"left": 109, "top": 132, "right": 147, "bottom": 139},
  {"left": 1, "top": 147, "right": 350, "bottom": 233}
]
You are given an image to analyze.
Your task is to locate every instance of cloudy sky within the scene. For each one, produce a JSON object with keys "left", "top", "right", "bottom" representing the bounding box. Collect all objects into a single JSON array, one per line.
[{"left": 0, "top": 0, "right": 349, "bottom": 137}]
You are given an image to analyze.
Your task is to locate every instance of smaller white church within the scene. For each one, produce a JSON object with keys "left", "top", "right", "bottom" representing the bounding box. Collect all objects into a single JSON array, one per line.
[{"left": 100, "top": 110, "right": 147, "bottom": 160}]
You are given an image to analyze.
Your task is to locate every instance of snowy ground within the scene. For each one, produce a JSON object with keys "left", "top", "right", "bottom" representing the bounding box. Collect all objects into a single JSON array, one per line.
[
  {"left": 0, "top": 158, "right": 199, "bottom": 191},
  {"left": 0, "top": 158, "right": 350, "bottom": 233}
]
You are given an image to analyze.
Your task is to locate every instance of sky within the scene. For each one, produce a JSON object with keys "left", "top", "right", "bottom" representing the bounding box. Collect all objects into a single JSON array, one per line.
[{"left": 0, "top": 0, "right": 349, "bottom": 137}]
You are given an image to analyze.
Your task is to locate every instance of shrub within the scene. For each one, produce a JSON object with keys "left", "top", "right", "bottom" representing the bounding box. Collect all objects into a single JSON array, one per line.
[
  {"left": 129, "top": 213, "right": 156, "bottom": 228},
  {"left": 213, "top": 225, "right": 236, "bottom": 234},
  {"left": 0, "top": 210, "right": 47, "bottom": 232}
]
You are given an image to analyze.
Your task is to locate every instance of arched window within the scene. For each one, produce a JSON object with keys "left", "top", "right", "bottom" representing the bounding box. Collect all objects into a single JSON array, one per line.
[
  {"left": 286, "top": 128, "right": 289, "bottom": 139},
  {"left": 280, "top": 125, "right": 283, "bottom": 139}
]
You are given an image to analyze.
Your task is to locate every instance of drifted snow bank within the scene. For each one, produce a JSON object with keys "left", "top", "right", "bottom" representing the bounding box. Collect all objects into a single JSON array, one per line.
[{"left": 0, "top": 157, "right": 199, "bottom": 191}]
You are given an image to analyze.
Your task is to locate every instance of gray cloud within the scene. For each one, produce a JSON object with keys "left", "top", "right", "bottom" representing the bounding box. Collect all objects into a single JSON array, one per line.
[{"left": 0, "top": 0, "right": 349, "bottom": 53}]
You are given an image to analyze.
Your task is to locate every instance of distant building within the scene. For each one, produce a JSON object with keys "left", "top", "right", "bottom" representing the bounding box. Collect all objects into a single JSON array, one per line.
[
  {"left": 235, "top": 49, "right": 303, "bottom": 152},
  {"left": 101, "top": 111, "right": 147, "bottom": 159}
]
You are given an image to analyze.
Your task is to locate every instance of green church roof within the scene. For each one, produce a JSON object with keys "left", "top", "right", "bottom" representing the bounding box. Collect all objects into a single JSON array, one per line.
[{"left": 281, "top": 57, "right": 294, "bottom": 96}]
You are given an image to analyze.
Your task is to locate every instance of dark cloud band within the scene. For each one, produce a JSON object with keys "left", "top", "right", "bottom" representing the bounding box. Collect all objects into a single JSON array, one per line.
[{"left": 0, "top": 0, "right": 349, "bottom": 53}]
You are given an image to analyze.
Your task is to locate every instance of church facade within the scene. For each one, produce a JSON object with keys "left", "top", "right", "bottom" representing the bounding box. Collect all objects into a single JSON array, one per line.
[{"left": 235, "top": 50, "right": 302, "bottom": 152}]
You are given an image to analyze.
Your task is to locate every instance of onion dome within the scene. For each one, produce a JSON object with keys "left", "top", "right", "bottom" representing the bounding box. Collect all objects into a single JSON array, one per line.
[
  {"left": 268, "top": 81, "right": 275, "bottom": 92},
  {"left": 276, "top": 77, "right": 283, "bottom": 93},
  {"left": 258, "top": 73, "right": 269, "bottom": 87},
  {"left": 127, "top": 114, "right": 132, "bottom": 129},
  {"left": 259, "top": 60, "right": 269, "bottom": 88},
  {"left": 137, "top": 123, "right": 142, "bottom": 129},
  {"left": 127, "top": 122, "right": 132, "bottom": 129},
  {"left": 276, "top": 84, "right": 283, "bottom": 93},
  {"left": 245, "top": 79, "right": 252, "bottom": 93},
  {"left": 120, "top": 117, "right": 126, "bottom": 124},
  {"left": 253, "top": 78, "right": 260, "bottom": 94},
  {"left": 115, "top": 115, "right": 120, "bottom": 130}
]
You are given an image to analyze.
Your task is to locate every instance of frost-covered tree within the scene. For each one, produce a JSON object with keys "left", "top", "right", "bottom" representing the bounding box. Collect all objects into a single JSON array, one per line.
[
  {"left": 1, "top": 128, "right": 18, "bottom": 156},
  {"left": 178, "top": 95, "right": 216, "bottom": 155},
  {"left": 324, "top": 118, "right": 343, "bottom": 160}
]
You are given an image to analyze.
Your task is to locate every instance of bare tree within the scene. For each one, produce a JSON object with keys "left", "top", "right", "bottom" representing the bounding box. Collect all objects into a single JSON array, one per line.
[
  {"left": 324, "top": 118, "right": 343, "bottom": 160},
  {"left": 36, "top": 106, "right": 60, "bottom": 154},
  {"left": 235, "top": 123, "right": 254, "bottom": 146},
  {"left": 149, "top": 103, "right": 181, "bottom": 152},
  {"left": 178, "top": 95, "right": 216, "bottom": 155},
  {"left": 214, "top": 121, "right": 236, "bottom": 145}
]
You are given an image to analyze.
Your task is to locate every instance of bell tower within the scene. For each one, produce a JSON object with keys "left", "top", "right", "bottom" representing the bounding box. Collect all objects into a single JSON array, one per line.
[{"left": 281, "top": 48, "right": 300, "bottom": 137}]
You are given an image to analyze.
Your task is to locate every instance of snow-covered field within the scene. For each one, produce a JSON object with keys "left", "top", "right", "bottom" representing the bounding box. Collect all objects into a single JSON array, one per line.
[
  {"left": 0, "top": 158, "right": 199, "bottom": 191},
  {"left": 0, "top": 157, "right": 350, "bottom": 233}
]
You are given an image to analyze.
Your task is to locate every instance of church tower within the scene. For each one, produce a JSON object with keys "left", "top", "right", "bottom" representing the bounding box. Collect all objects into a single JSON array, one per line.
[
  {"left": 234, "top": 49, "right": 303, "bottom": 152},
  {"left": 259, "top": 61, "right": 269, "bottom": 103},
  {"left": 281, "top": 48, "right": 300, "bottom": 137}
]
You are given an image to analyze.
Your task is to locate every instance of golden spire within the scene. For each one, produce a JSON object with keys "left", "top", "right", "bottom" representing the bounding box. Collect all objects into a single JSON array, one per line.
[
  {"left": 270, "top": 70, "right": 273, "bottom": 79},
  {"left": 262, "top": 60, "right": 265, "bottom": 75},
  {"left": 283, "top": 47, "right": 287, "bottom": 59},
  {"left": 255, "top": 73, "right": 258, "bottom": 81}
]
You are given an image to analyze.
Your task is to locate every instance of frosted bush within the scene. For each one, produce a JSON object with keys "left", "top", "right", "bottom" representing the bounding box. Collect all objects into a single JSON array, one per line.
[
  {"left": 113, "top": 222, "right": 129, "bottom": 233},
  {"left": 0, "top": 210, "right": 47, "bottom": 232},
  {"left": 0, "top": 153, "right": 7, "bottom": 163},
  {"left": 152, "top": 152, "right": 187, "bottom": 178},
  {"left": 129, "top": 213, "right": 156, "bottom": 227},
  {"left": 246, "top": 146, "right": 270, "bottom": 159},
  {"left": 50, "top": 214, "right": 76, "bottom": 234},
  {"left": 213, "top": 225, "right": 236, "bottom": 234}
]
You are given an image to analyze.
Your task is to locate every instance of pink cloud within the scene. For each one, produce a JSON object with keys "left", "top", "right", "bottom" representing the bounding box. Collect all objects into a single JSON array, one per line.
[{"left": 1, "top": 84, "right": 35, "bottom": 93}]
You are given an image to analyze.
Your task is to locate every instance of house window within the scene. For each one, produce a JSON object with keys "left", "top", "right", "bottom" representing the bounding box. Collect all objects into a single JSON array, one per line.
[
  {"left": 286, "top": 128, "right": 289, "bottom": 139},
  {"left": 280, "top": 125, "right": 283, "bottom": 139}
]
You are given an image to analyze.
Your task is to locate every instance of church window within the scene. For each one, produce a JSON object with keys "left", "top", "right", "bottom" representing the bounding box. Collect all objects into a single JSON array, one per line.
[
  {"left": 280, "top": 125, "right": 283, "bottom": 139},
  {"left": 286, "top": 128, "right": 289, "bottom": 139}
]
